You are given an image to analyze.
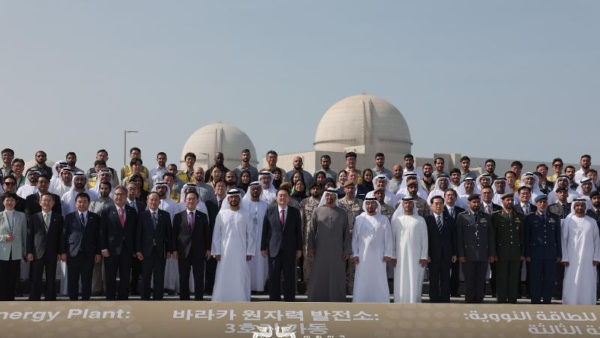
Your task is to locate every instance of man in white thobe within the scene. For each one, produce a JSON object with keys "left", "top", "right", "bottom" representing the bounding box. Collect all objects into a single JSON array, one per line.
[
  {"left": 352, "top": 193, "right": 393, "bottom": 303},
  {"left": 561, "top": 198, "right": 600, "bottom": 305},
  {"left": 259, "top": 171, "right": 277, "bottom": 204},
  {"left": 243, "top": 182, "right": 269, "bottom": 292},
  {"left": 391, "top": 197, "right": 429, "bottom": 303},
  {"left": 211, "top": 189, "right": 255, "bottom": 302}
]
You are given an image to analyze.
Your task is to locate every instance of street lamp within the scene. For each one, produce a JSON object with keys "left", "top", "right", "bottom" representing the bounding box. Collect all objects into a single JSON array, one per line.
[{"left": 123, "top": 130, "right": 139, "bottom": 166}]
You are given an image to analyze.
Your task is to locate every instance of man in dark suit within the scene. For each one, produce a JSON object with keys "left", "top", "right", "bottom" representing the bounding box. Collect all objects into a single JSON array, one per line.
[
  {"left": 425, "top": 195, "right": 456, "bottom": 302},
  {"left": 61, "top": 192, "right": 101, "bottom": 300},
  {"left": 26, "top": 193, "right": 63, "bottom": 300},
  {"left": 172, "top": 190, "right": 211, "bottom": 300},
  {"left": 126, "top": 182, "right": 146, "bottom": 295},
  {"left": 547, "top": 187, "right": 571, "bottom": 298},
  {"left": 444, "top": 189, "right": 464, "bottom": 297},
  {"left": 100, "top": 185, "right": 137, "bottom": 300},
  {"left": 0, "top": 175, "right": 26, "bottom": 212},
  {"left": 24, "top": 174, "right": 61, "bottom": 216},
  {"left": 261, "top": 188, "right": 303, "bottom": 301},
  {"left": 135, "top": 192, "right": 172, "bottom": 300},
  {"left": 586, "top": 190, "right": 600, "bottom": 299},
  {"left": 524, "top": 194, "right": 562, "bottom": 304},
  {"left": 514, "top": 186, "right": 537, "bottom": 216},
  {"left": 456, "top": 194, "right": 496, "bottom": 303}
]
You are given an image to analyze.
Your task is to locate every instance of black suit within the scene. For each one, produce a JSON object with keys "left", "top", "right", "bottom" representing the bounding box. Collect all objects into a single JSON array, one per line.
[
  {"left": 61, "top": 211, "right": 101, "bottom": 300},
  {"left": 261, "top": 205, "right": 303, "bottom": 301},
  {"left": 24, "top": 192, "right": 62, "bottom": 216},
  {"left": 425, "top": 211, "right": 456, "bottom": 302},
  {"left": 126, "top": 199, "right": 146, "bottom": 294},
  {"left": 27, "top": 211, "right": 63, "bottom": 300},
  {"left": 173, "top": 209, "right": 211, "bottom": 300},
  {"left": 445, "top": 205, "right": 464, "bottom": 296},
  {"left": 101, "top": 205, "right": 137, "bottom": 300},
  {"left": 136, "top": 209, "right": 172, "bottom": 300},
  {"left": 514, "top": 203, "right": 537, "bottom": 216}
]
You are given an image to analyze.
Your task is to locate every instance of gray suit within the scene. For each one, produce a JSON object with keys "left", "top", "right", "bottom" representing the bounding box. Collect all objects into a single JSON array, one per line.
[{"left": 0, "top": 210, "right": 27, "bottom": 261}]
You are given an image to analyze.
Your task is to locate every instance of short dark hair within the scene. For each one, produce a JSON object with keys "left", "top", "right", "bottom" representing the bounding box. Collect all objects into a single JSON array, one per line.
[
  {"left": 97, "top": 149, "right": 108, "bottom": 155},
  {"left": 266, "top": 150, "right": 278, "bottom": 157},
  {"left": 581, "top": 154, "right": 592, "bottom": 160},
  {"left": 75, "top": 192, "right": 90, "bottom": 202},
  {"left": 430, "top": 195, "right": 444, "bottom": 204},
  {"left": 404, "top": 153, "right": 414, "bottom": 160},
  {"left": 449, "top": 168, "right": 461, "bottom": 175},
  {"left": 1, "top": 148, "right": 14, "bottom": 156},
  {"left": 422, "top": 163, "right": 432, "bottom": 169},
  {"left": 504, "top": 170, "right": 517, "bottom": 177},
  {"left": 2, "top": 175, "right": 16, "bottom": 183},
  {"left": 1, "top": 192, "right": 18, "bottom": 202},
  {"left": 184, "top": 152, "right": 196, "bottom": 161},
  {"left": 39, "top": 192, "right": 54, "bottom": 199},
  {"left": 434, "top": 157, "right": 444, "bottom": 164},
  {"left": 565, "top": 165, "right": 576, "bottom": 171},
  {"left": 460, "top": 156, "right": 470, "bottom": 162},
  {"left": 552, "top": 158, "right": 563, "bottom": 166},
  {"left": 99, "top": 181, "right": 112, "bottom": 190},
  {"left": 162, "top": 172, "right": 175, "bottom": 179},
  {"left": 445, "top": 189, "right": 457, "bottom": 197},
  {"left": 277, "top": 186, "right": 290, "bottom": 196},
  {"left": 66, "top": 152, "right": 77, "bottom": 158},
  {"left": 11, "top": 158, "right": 24, "bottom": 166},
  {"left": 241, "top": 148, "right": 250, "bottom": 154},
  {"left": 130, "top": 147, "right": 141, "bottom": 154},
  {"left": 375, "top": 152, "right": 385, "bottom": 158},
  {"left": 94, "top": 160, "right": 106, "bottom": 167},
  {"left": 113, "top": 185, "right": 127, "bottom": 194},
  {"left": 485, "top": 159, "right": 496, "bottom": 165},
  {"left": 536, "top": 163, "right": 548, "bottom": 170},
  {"left": 37, "top": 174, "right": 50, "bottom": 181},
  {"left": 320, "top": 154, "right": 331, "bottom": 161},
  {"left": 157, "top": 152, "right": 167, "bottom": 158},
  {"left": 185, "top": 190, "right": 199, "bottom": 199},
  {"left": 510, "top": 161, "right": 523, "bottom": 169}
]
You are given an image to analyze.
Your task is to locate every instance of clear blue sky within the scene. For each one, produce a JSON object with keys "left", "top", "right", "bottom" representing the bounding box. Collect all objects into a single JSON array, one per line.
[{"left": 1, "top": 1, "right": 598, "bottom": 170}]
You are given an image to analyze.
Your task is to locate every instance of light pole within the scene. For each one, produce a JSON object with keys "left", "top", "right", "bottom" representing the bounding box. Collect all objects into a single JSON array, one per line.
[{"left": 123, "top": 130, "right": 139, "bottom": 166}]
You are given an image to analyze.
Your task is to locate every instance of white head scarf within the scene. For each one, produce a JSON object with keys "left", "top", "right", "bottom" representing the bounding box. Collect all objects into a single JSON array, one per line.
[
  {"left": 520, "top": 172, "right": 543, "bottom": 196},
  {"left": 427, "top": 175, "right": 449, "bottom": 206},
  {"left": 242, "top": 181, "right": 263, "bottom": 203},
  {"left": 221, "top": 188, "right": 247, "bottom": 211},
  {"left": 457, "top": 177, "right": 479, "bottom": 196},
  {"left": 391, "top": 196, "right": 416, "bottom": 219},
  {"left": 91, "top": 168, "right": 114, "bottom": 197},
  {"left": 361, "top": 192, "right": 381, "bottom": 215},
  {"left": 568, "top": 198, "right": 591, "bottom": 218},
  {"left": 396, "top": 172, "right": 418, "bottom": 197},
  {"left": 475, "top": 174, "right": 493, "bottom": 192},
  {"left": 576, "top": 177, "right": 596, "bottom": 196},
  {"left": 51, "top": 161, "right": 67, "bottom": 180},
  {"left": 318, "top": 188, "right": 339, "bottom": 207},
  {"left": 374, "top": 174, "right": 398, "bottom": 206},
  {"left": 492, "top": 177, "right": 508, "bottom": 205}
]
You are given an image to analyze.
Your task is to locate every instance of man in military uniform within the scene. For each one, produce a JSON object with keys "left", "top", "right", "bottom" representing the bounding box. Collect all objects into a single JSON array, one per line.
[
  {"left": 337, "top": 181, "right": 363, "bottom": 294},
  {"left": 456, "top": 194, "right": 496, "bottom": 303},
  {"left": 585, "top": 190, "right": 600, "bottom": 299},
  {"left": 374, "top": 187, "right": 395, "bottom": 220},
  {"left": 298, "top": 183, "right": 322, "bottom": 292},
  {"left": 405, "top": 179, "right": 430, "bottom": 217},
  {"left": 491, "top": 193, "right": 524, "bottom": 303},
  {"left": 524, "top": 194, "right": 562, "bottom": 304}
]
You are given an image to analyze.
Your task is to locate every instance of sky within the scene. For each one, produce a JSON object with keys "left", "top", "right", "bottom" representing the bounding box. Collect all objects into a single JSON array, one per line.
[{"left": 1, "top": 1, "right": 599, "bottom": 171}]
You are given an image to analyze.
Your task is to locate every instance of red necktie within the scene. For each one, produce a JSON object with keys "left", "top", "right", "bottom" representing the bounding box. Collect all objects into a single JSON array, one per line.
[
  {"left": 280, "top": 209, "right": 285, "bottom": 230},
  {"left": 119, "top": 207, "right": 125, "bottom": 227},
  {"left": 188, "top": 212, "right": 194, "bottom": 231}
]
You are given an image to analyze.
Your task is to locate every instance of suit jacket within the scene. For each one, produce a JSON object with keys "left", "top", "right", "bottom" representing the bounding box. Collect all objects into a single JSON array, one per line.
[
  {"left": 456, "top": 210, "right": 496, "bottom": 262},
  {"left": 261, "top": 205, "right": 303, "bottom": 258},
  {"left": 126, "top": 199, "right": 146, "bottom": 215},
  {"left": 136, "top": 209, "right": 172, "bottom": 258},
  {"left": 481, "top": 202, "right": 502, "bottom": 215},
  {"left": 101, "top": 205, "right": 137, "bottom": 255},
  {"left": 24, "top": 192, "right": 62, "bottom": 216},
  {"left": 548, "top": 202, "right": 571, "bottom": 219},
  {"left": 524, "top": 212, "right": 562, "bottom": 260},
  {"left": 586, "top": 208, "right": 600, "bottom": 226},
  {"left": 445, "top": 205, "right": 465, "bottom": 222},
  {"left": 61, "top": 211, "right": 101, "bottom": 258},
  {"left": 0, "top": 210, "right": 27, "bottom": 260},
  {"left": 425, "top": 211, "right": 456, "bottom": 262},
  {"left": 27, "top": 211, "right": 63, "bottom": 259},
  {"left": 514, "top": 203, "right": 537, "bottom": 216},
  {"left": 172, "top": 209, "right": 211, "bottom": 260}
]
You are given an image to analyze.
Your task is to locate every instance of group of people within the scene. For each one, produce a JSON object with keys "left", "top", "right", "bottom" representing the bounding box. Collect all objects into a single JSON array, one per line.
[{"left": 0, "top": 146, "right": 599, "bottom": 305}]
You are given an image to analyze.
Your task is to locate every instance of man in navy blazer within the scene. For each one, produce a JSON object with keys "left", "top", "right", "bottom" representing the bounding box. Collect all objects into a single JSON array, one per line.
[
  {"left": 261, "top": 188, "right": 303, "bottom": 301},
  {"left": 100, "top": 185, "right": 138, "bottom": 300},
  {"left": 61, "top": 192, "right": 101, "bottom": 300},
  {"left": 26, "top": 193, "right": 63, "bottom": 300},
  {"left": 425, "top": 195, "right": 456, "bottom": 302}
]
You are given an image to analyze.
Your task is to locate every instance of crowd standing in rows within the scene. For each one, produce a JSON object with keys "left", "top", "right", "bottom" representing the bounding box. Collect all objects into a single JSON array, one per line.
[{"left": 0, "top": 147, "right": 599, "bottom": 305}]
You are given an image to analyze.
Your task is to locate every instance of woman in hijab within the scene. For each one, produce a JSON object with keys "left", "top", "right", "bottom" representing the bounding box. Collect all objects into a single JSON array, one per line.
[
  {"left": 238, "top": 170, "right": 251, "bottom": 192},
  {"left": 272, "top": 168, "right": 283, "bottom": 189},
  {"left": 291, "top": 179, "right": 307, "bottom": 203}
]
